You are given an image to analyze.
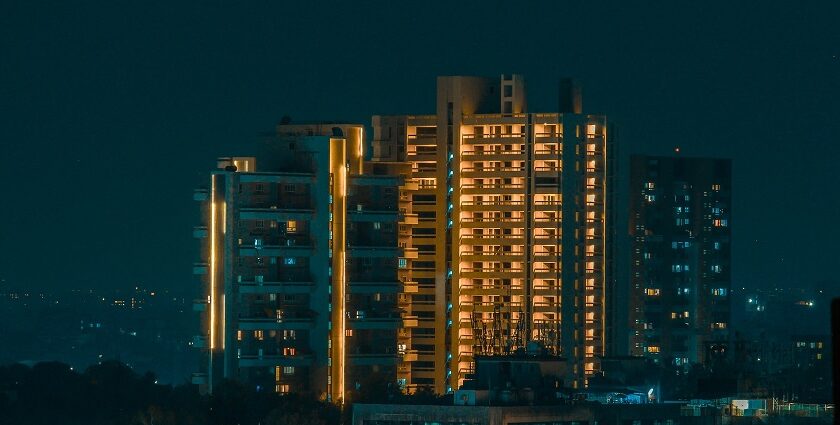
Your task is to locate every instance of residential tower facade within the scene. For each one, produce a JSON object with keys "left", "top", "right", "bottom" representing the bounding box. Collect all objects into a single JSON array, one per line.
[
  {"left": 628, "top": 155, "right": 732, "bottom": 366},
  {"left": 192, "top": 124, "right": 402, "bottom": 403},
  {"left": 372, "top": 75, "right": 616, "bottom": 392}
]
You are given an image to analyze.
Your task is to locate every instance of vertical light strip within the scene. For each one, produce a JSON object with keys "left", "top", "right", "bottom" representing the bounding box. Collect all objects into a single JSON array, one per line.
[
  {"left": 209, "top": 176, "right": 217, "bottom": 350},
  {"left": 329, "top": 138, "right": 348, "bottom": 403},
  {"left": 338, "top": 164, "right": 347, "bottom": 402},
  {"left": 601, "top": 122, "right": 607, "bottom": 357},
  {"left": 358, "top": 127, "right": 364, "bottom": 161}
]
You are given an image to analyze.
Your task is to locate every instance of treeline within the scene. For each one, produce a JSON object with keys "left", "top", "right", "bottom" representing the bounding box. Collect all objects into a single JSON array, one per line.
[
  {"left": 0, "top": 361, "right": 340, "bottom": 425},
  {"left": 0, "top": 361, "right": 452, "bottom": 425}
]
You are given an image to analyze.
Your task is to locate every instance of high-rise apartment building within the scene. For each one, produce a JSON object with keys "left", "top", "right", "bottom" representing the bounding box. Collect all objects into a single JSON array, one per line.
[
  {"left": 372, "top": 75, "right": 615, "bottom": 392},
  {"left": 628, "top": 156, "right": 731, "bottom": 366},
  {"left": 192, "top": 123, "right": 403, "bottom": 403}
]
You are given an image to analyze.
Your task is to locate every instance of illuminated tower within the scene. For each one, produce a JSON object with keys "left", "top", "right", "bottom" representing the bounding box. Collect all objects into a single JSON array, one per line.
[
  {"left": 628, "top": 155, "right": 732, "bottom": 366},
  {"left": 192, "top": 123, "right": 401, "bottom": 403},
  {"left": 372, "top": 75, "right": 615, "bottom": 392}
]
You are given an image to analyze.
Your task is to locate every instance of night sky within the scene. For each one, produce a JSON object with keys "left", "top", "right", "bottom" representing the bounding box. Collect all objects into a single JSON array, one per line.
[{"left": 1, "top": 2, "right": 838, "bottom": 295}]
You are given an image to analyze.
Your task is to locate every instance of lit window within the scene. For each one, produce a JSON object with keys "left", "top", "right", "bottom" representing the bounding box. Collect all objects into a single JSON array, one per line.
[
  {"left": 647, "top": 346, "right": 660, "bottom": 353},
  {"left": 345, "top": 329, "right": 353, "bottom": 337},
  {"left": 646, "top": 288, "right": 660, "bottom": 296},
  {"left": 276, "top": 384, "right": 290, "bottom": 394},
  {"left": 398, "top": 258, "right": 407, "bottom": 269},
  {"left": 712, "top": 184, "right": 721, "bottom": 191},
  {"left": 283, "top": 366, "right": 295, "bottom": 375},
  {"left": 284, "top": 257, "right": 296, "bottom": 266},
  {"left": 287, "top": 220, "right": 297, "bottom": 233}
]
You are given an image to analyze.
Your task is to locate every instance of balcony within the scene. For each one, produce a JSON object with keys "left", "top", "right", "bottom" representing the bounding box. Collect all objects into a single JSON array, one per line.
[
  {"left": 406, "top": 152, "right": 438, "bottom": 162},
  {"left": 407, "top": 134, "right": 437, "bottom": 145},
  {"left": 402, "top": 316, "right": 419, "bottom": 328},
  {"left": 460, "top": 149, "right": 525, "bottom": 161},
  {"left": 534, "top": 133, "right": 561, "bottom": 143},
  {"left": 347, "top": 316, "right": 402, "bottom": 330},
  {"left": 460, "top": 167, "right": 525, "bottom": 178},
  {"left": 239, "top": 239, "right": 313, "bottom": 257},
  {"left": 193, "top": 189, "right": 209, "bottom": 202},
  {"left": 192, "top": 298, "right": 208, "bottom": 312},
  {"left": 347, "top": 209, "right": 399, "bottom": 222},
  {"left": 193, "top": 226, "right": 208, "bottom": 239},
  {"left": 533, "top": 149, "right": 561, "bottom": 160},
  {"left": 193, "top": 262, "right": 208, "bottom": 275},
  {"left": 459, "top": 234, "right": 526, "bottom": 245},
  {"left": 459, "top": 250, "right": 524, "bottom": 261},
  {"left": 460, "top": 200, "right": 526, "bottom": 213},
  {"left": 460, "top": 183, "right": 525, "bottom": 195},
  {"left": 238, "top": 317, "right": 315, "bottom": 331},
  {"left": 347, "top": 353, "right": 399, "bottom": 366},
  {"left": 238, "top": 354, "right": 314, "bottom": 368},
  {"left": 402, "top": 281, "right": 419, "bottom": 294},
  {"left": 401, "top": 350, "right": 419, "bottom": 362},
  {"left": 347, "top": 281, "right": 401, "bottom": 294},
  {"left": 348, "top": 246, "right": 400, "bottom": 258},
  {"left": 238, "top": 281, "right": 314, "bottom": 295},
  {"left": 191, "top": 335, "right": 207, "bottom": 349},
  {"left": 400, "top": 213, "right": 419, "bottom": 225},
  {"left": 239, "top": 207, "right": 313, "bottom": 221},
  {"left": 459, "top": 268, "right": 524, "bottom": 279},
  {"left": 460, "top": 284, "right": 524, "bottom": 296},
  {"left": 461, "top": 133, "right": 526, "bottom": 144}
]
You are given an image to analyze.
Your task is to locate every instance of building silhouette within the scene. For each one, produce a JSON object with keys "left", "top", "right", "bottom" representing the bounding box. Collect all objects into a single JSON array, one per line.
[{"left": 628, "top": 155, "right": 732, "bottom": 366}]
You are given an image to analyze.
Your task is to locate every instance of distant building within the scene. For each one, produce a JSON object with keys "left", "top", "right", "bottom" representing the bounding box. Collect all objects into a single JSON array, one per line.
[
  {"left": 192, "top": 124, "right": 403, "bottom": 403},
  {"left": 371, "top": 75, "right": 617, "bottom": 392},
  {"left": 791, "top": 334, "right": 830, "bottom": 370},
  {"left": 628, "top": 156, "right": 732, "bottom": 366}
]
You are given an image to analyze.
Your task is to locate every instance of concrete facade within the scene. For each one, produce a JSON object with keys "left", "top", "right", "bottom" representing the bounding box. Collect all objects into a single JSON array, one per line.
[
  {"left": 193, "top": 124, "right": 401, "bottom": 403},
  {"left": 372, "top": 75, "right": 616, "bottom": 392}
]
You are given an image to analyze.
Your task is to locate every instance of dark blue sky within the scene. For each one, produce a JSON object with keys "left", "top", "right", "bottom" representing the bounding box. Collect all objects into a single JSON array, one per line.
[{"left": 1, "top": 1, "right": 838, "bottom": 293}]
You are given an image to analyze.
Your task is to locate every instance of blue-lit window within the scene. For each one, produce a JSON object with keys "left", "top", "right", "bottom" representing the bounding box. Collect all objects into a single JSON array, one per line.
[
  {"left": 398, "top": 258, "right": 407, "bottom": 269},
  {"left": 712, "top": 288, "right": 727, "bottom": 296},
  {"left": 284, "top": 258, "right": 296, "bottom": 266}
]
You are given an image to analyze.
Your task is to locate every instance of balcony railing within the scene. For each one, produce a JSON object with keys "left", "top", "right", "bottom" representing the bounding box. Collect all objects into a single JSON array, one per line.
[
  {"left": 461, "top": 167, "right": 525, "bottom": 173},
  {"left": 460, "top": 200, "right": 525, "bottom": 206}
]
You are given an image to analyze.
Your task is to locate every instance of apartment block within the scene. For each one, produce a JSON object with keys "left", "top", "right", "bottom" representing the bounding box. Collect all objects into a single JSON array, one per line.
[
  {"left": 192, "top": 124, "right": 402, "bottom": 403},
  {"left": 628, "top": 156, "right": 732, "bottom": 366},
  {"left": 372, "top": 75, "right": 616, "bottom": 392}
]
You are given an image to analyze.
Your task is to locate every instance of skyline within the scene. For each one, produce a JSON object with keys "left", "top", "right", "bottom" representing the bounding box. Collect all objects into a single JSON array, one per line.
[{"left": 2, "top": 2, "right": 839, "bottom": 295}]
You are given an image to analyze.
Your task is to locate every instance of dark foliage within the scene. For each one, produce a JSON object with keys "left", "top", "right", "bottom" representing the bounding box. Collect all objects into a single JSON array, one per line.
[{"left": 0, "top": 361, "right": 340, "bottom": 425}]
